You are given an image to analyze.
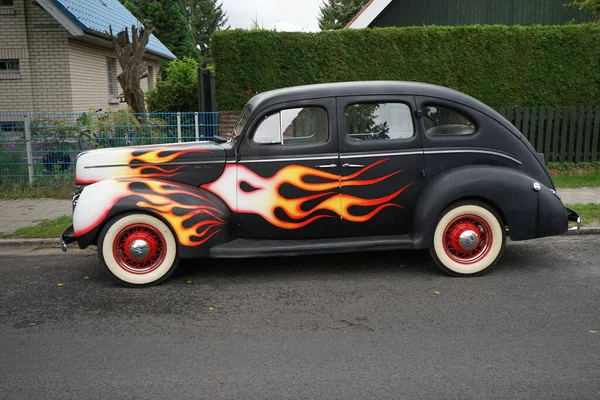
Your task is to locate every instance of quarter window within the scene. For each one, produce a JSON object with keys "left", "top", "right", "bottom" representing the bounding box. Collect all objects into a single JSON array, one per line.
[
  {"left": 254, "top": 107, "right": 328, "bottom": 145},
  {"left": 345, "top": 103, "right": 414, "bottom": 141},
  {"left": 423, "top": 106, "right": 476, "bottom": 136}
]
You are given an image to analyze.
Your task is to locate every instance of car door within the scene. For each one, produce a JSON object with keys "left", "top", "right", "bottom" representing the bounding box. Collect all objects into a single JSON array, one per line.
[
  {"left": 235, "top": 98, "right": 341, "bottom": 239},
  {"left": 337, "top": 95, "right": 425, "bottom": 237}
]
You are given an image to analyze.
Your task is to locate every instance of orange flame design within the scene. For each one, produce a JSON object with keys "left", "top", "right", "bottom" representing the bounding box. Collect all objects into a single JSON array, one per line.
[
  {"left": 204, "top": 159, "right": 412, "bottom": 230},
  {"left": 128, "top": 180, "right": 225, "bottom": 246},
  {"left": 128, "top": 150, "right": 210, "bottom": 179}
]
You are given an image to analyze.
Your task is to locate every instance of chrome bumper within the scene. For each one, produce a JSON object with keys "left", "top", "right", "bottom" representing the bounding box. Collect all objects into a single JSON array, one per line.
[
  {"left": 566, "top": 208, "right": 582, "bottom": 233},
  {"left": 60, "top": 224, "right": 77, "bottom": 252}
]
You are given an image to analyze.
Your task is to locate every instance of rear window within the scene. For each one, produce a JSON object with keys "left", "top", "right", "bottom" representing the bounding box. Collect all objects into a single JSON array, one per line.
[{"left": 423, "top": 106, "right": 476, "bottom": 136}]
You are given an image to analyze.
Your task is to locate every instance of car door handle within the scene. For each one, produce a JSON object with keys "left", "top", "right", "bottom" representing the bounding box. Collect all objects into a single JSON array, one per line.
[
  {"left": 342, "top": 163, "right": 365, "bottom": 168},
  {"left": 315, "top": 164, "right": 338, "bottom": 169}
]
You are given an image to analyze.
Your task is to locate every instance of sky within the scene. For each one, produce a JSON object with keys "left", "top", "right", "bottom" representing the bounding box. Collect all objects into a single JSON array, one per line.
[{"left": 221, "top": 0, "right": 324, "bottom": 32}]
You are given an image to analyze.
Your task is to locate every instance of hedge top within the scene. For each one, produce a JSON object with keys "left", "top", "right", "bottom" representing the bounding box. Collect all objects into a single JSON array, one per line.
[{"left": 212, "top": 24, "right": 600, "bottom": 111}]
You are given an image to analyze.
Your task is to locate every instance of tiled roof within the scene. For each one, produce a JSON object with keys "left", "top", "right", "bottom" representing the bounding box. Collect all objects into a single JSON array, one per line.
[{"left": 52, "top": 0, "right": 176, "bottom": 60}]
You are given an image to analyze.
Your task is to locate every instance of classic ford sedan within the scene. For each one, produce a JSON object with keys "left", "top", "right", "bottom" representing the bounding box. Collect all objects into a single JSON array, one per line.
[{"left": 61, "top": 81, "right": 580, "bottom": 286}]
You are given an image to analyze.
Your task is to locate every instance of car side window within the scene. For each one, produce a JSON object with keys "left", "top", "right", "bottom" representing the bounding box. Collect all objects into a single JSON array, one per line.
[
  {"left": 253, "top": 107, "right": 328, "bottom": 145},
  {"left": 345, "top": 103, "right": 414, "bottom": 141},
  {"left": 423, "top": 106, "right": 476, "bottom": 136}
]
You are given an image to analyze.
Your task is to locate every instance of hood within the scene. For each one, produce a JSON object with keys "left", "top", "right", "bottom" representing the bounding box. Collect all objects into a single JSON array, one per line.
[{"left": 76, "top": 142, "right": 227, "bottom": 187}]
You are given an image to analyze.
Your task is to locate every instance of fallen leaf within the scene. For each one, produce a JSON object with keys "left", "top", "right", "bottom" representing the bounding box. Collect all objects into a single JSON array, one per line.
[
  {"left": 57, "top": 283, "right": 64, "bottom": 287},
  {"left": 186, "top": 280, "right": 193, "bottom": 284},
  {"left": 217, "top": 381, "right": 223, "bottom": 386},
  {"left": 433, "top": 291, "right": 440, "bottom": 295},
  {"left": 589, "top": 330, "right": 598, "bottom": 334},
  {"left": 209, "top": 307, "right": 215, "bottom": 311},
  {"left": 84, "top": 276, "right": 91, "bottom": 281},
  {"left": 29, "top": 322, "right": 36, "bottom": 327}
]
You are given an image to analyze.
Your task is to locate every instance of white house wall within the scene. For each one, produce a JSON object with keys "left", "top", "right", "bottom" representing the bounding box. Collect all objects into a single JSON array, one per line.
[{"left": 68, "top": 40, "right": 160, "bottom": 114}]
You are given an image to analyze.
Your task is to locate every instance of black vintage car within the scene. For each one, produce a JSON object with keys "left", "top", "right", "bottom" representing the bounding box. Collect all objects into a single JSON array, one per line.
[{"left": 61, "top": 81, "right": 580, "bottom": 286}]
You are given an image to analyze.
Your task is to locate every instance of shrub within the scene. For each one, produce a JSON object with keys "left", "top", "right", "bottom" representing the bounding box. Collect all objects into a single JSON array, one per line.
[
  {"left": 147, "top": 57, "right": 199, "bottom": 112},
  {"left": 212, "top": 25, "right": 600, "bottom": 110}
]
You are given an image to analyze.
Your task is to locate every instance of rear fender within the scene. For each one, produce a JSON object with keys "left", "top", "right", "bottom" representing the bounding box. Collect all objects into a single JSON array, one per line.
[
  {"left": 73, "top": 178, "right": 233, "bottom": 258},
  {"left": 412, "top": 166, "right": 567, "bottom": 249}
]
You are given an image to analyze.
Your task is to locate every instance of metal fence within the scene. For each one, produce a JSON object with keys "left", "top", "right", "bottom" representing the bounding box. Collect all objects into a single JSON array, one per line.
[
  {"left": 0, "top": 111, "right": 219, "bottom": 186},
  {"left": 2, "top": 107, "right": 599, "bottom": 186},
  {"left": 498, "top": 106, "right": 600, "bottom": 164}
]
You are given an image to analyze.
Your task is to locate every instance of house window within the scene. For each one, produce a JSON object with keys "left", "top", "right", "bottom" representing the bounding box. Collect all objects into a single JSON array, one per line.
[
  {"left": 147, "top": 66, "right": 154, "bottom": 90},
  {"left": 0, "top": 0, "right": 14, "bottom": 6},
  {"left": 106, "top": 58, "right": 118, "bottom": 99},
  {"left": 0, "top": 59, "right": 19, "bottom": 72}
]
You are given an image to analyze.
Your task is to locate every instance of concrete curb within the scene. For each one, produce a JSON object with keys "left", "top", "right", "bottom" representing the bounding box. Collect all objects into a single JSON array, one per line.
[
  {"left": 0, "top": 238, "right": 61, "bottom": 247},
  {"left": 0, "top": 228, "right": 599, "bottom": 248},
  {"left": 566, "top": 227, "right": 600, "bottom": 235}
]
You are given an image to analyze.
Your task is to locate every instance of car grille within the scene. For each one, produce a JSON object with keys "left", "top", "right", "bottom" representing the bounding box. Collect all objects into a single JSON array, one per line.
[{"left": 72, "top": 187, "right": 84, "bottom": 214}]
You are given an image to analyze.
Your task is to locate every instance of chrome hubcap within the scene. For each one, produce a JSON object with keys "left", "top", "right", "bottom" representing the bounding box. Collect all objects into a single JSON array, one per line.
[
  {"left": 458, "top": 230, "right": 480, "bottom": 251},
  {"left": 129, "top": 240, "right": 151, "bottom": 260}
]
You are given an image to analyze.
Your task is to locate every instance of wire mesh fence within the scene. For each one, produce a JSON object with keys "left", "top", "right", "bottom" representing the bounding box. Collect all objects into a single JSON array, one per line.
[{"left": 0, "top": 111, "right": 219, "bottom": 186}]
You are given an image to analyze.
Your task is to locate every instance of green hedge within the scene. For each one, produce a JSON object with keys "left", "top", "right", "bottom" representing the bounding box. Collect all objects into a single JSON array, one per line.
[{"left": 212, "top": 25, "right": 600, "bottom": 111}]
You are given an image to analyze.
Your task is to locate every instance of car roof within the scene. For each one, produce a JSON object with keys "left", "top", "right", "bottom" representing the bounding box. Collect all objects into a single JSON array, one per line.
[
  {"left": 247, "top": 81, "right": 487, "bottom": 112},
  {"left": 245, "top": 80, "right": 535, "bottom": 155}
]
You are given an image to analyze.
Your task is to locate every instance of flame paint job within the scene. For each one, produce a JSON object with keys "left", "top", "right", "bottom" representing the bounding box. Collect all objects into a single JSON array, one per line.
[
  {"left": 75, "top": 143, "right": 215, "bottom": 185},
  {"left": 204, "top": 159, "right": 412, "bottom": 230},
  {"left": 74, "top": 179, "right": 226, "bottom": 247}
]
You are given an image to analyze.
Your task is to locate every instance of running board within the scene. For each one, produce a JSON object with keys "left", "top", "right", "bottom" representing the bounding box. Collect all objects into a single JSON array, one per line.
[{"left": 209, "top": 235, "right": 414, "bottom": 258}]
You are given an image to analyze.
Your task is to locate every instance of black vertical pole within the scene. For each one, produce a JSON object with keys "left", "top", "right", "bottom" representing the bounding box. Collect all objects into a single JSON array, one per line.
[
  {"left": 198, "top": 67, "right": 205, "bottom": 112},
  {"left": 209, "top": 71, "right": 217, "bottom": 113}
]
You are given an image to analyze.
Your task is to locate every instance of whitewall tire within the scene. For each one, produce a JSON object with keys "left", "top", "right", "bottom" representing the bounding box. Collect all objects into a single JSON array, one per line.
[
  {"left": 430, "top": 202, "right": 506, "bottom": 276},
  {"left": 98, "top": 213, "right": 179, "bottom": 287}
]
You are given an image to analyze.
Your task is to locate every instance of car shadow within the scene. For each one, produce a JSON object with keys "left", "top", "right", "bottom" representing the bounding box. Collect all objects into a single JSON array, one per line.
[
  {"left": 173, "top": 249, "right": 441, "bottom": 281},
  {"left": 170, "top": 239, "right": 564, "bottom": 283}
]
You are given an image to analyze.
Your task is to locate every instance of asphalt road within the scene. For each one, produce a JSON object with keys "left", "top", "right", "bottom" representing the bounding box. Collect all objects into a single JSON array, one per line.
[{"left": 0, "top": 236, "right": 599, "bottom": 400}]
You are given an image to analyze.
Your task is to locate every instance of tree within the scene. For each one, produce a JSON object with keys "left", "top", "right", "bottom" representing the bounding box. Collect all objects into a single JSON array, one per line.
[
  {"left": 146, "top": 58, "right": 199, "bottom": 112},
  {"left": 109, "top": 25, "right": 152, "bottom": 115},
  {"left": 318, "top": 0, "right": 369, "bottom": 30},
  {"left": 565, "top": 0, "right": 600, "bottom": 22},
  {"left": 120, "top": 0, "right": 197, "bottom": 59},
  {"left": 180, "top": 0, "right": 229, "bottom": 66}
]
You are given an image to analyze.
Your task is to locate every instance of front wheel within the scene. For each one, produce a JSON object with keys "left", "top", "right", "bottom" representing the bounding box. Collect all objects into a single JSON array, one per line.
[
  {"left": 430, "top": 201, "right": 506, "bottom": 277},
  {"left": 98, "top": 213, "right": 179, "bottom": 287}
]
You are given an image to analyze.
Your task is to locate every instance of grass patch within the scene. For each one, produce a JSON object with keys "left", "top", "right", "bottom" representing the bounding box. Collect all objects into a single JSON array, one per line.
[
  {"left": 0, "top": 216, "right": 72, "bottom": 239},
  {"left": 547, "top": 161, "right": 600, "bottom": 171},
  {"left": 0, "top": 182, "right": 75, "bottom": 199},
  {"left": 553, "top": 170, "right": 600, "bottom": 188},
  {"left": 566, "top": 204, "right": 600, "bottom": 227}
]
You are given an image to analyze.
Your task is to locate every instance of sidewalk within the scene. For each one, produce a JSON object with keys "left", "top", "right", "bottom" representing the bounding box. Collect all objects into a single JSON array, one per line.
[
  {"left": 0, "top": 187, "right": 598, "bottom": 235},
  {"left": 0, "top": 199, "right": 71, "bottom": 234}
]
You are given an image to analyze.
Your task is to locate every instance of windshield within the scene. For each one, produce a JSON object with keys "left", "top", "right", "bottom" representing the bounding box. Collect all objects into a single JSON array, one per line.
[{"left": 232, "top": 106, "right": 251, "bottom": 138}]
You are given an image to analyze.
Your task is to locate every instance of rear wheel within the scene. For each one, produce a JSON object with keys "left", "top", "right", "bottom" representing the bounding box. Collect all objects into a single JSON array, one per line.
[
  {"left": 430, "top": 201, "right": 505, "bottom": 276},
  {"left": 98, "top": 213, "right": 179, "bottom": 287}
]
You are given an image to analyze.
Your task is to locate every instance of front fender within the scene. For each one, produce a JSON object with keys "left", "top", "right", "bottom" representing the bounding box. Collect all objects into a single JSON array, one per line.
[
  {"left": 412, "top": 166, "right": 567, "bottom": 249},
  {"left": 73, "top": 178, "right": 233, "bottom": 258}
]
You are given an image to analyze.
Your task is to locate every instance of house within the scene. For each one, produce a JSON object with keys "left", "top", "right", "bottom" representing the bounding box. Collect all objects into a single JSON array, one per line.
[
  {"left": 346, "top": 0, "right": 593, "bottom": 29},
  {"left": 0, "top": 0, "right": 176, "bottom": 114}
]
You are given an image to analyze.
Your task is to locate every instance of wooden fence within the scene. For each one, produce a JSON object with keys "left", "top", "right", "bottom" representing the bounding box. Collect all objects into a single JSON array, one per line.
[{"left": 497, "top": 107, "right": 600, "bottom": 163}]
